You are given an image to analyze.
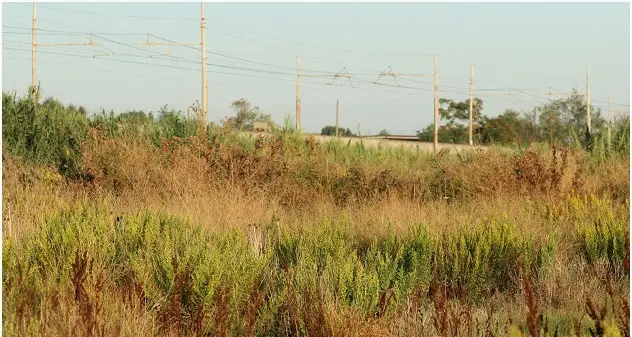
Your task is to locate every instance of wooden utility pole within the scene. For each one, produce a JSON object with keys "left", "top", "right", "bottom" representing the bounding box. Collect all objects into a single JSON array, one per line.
[
  {"left": 31, "top": 2, "right": 110, "bottom": 96},
  {"left": 608, "top": 93, "right": 612, "bottom": 148},
  {"left": 533, "top": 107, "right": 538, "bottom": 141},
  {"left": 586, "top": 66, "right": 591, "bottom": 133},
  {"left": 433, "top": 55, "right": 439, "bottom": 153},
  {"left": 296, "top": 56, "right": 301, "bottom": 132},
  {"left": 31, "top": 2, "right": 37, "bottom": 93},
  {"left": 200, "top": 2, "right": 208, "bottom": 134},
  {"left": 335, "top": 99, "right": 339, "bottom": 138},
  {"left": 469, "top": 65, "right": 474, "bottom": 146}
]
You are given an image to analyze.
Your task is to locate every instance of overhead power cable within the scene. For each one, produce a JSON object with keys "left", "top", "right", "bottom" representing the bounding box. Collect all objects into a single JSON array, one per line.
[
  {"left": 2, "top": 46, "right": 431, "bottom": 97},
  {"left": 6, "top": 2, "right": 195, "bottom": 21}
]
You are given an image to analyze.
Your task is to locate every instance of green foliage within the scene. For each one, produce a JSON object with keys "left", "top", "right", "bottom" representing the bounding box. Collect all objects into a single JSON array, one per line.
[
  {"left": 2, "top": 88, "right": 629, "bottom": 336},
  {"left": 151, "top": 104, "right": 198, "bottom": 142},
  {"left": 417, "top": 97, "right": 484, "bottom": 144},
  {"left": 478, "top": 109, "right": 535, "bottom": 146},
  {"left": 537, "top": 90, "right": 605, "bottom": 147},
  {"left": 321, "top": 125, "right": 355, "bottom": 137},
  {"left": 434, "top": 220, "right": 555, "bottom": 301},
  {"left": 588, "top": 115, "right": 631, "bottom": 162},
  {"left": 90, "top": 105, "right": 198, "bottom": 145},
  {"left": 3, "top": 203, "right": 561, "bottom": 333},
  {"left": 2, "top": 90, "right": 89, "bottom": 178},
  {"left": 577, "top": 217, "right": 628, "bottom": 279},
  {"left": 439, "top": 97, "right": 484, "bottom": 127},
  {"left": 610, "top": 115, "right": 630, "bottom": 155},
  {"left": 417, "top": 123, "right": 467, "bottom": 144},
  {"left": 226, "top": 98, "right": 273, "bottom": 131},
  {"left": 416, "top": 89, "right": 609, "bottom": 148},
  {"left": 566, "top": 195, "right": 630, "bottom": 279}
]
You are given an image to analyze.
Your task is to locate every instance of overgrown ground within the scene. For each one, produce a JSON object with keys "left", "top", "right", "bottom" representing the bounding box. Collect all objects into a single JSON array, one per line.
[{"left": 2, "top": 90, "right": 631, "bottom": 336}]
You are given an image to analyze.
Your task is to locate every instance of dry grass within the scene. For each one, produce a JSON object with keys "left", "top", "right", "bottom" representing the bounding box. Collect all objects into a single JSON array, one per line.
[
  {"left": 6, "top": 138, "right": 623, "bottom": 242},
  {"left": 2, "top": 128, "right": 630, "bottom": 336}
]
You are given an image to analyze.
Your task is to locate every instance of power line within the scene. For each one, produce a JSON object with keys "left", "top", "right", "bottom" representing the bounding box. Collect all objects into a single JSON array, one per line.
[
  {"left": 205, "top": 26, "right": 391, "bottom": 74},
  {"left": 4, "top": 55, "right": 335, "bottom": 93},
  {"left": 3, "top": 46, "right": 431, "bottom": 97},
  {"left": 10, "top": 27, "right": 504, "bottom": 97},
  {"left": 70, "top": 34, "right": 439, "bottom": 80},
  {"left": 3, "top": 40, "right": 113, "bottom": 57},
  {"left": 6, "top": 2, "right": 196, "bottom": 21},
  {"left": 5, "top": 26, "right": 360, "bottom": 75},
  {"left": 9, "top": 40, "right": 625, "bottom": 108},
  {"left": 147, "top": 34, "right": 330, "bottom": 74},
  {"left": 5, "top": 26, "right": 353, "bottom": 77},
  {"left": 7, "top": 3, "right": 436, "bottom": 61},
  {"left": 88, "top": 34, "right": 315, "bottom": 77},
  {"left": 5, "top": 6, "right": 628, "bottom": 112},
  {"left": 4, "top": 46, "right": 287, "bottom": 79},
  {"left": 14, "top": 27, "right": 610, "bottom": 105},
  {"left": 3, "top": 25, "right": 146, "bottom": 36}
]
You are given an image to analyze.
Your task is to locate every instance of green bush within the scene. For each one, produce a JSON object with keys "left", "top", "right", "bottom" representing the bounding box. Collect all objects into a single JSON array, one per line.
[{"left": 2, "top": 90, "right": 89, "bottom": 178}]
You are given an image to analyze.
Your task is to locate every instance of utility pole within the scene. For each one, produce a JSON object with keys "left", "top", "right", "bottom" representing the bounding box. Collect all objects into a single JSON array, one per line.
[
  {"left": 469, "top": 65, "right": 474, "bottom": 146},
  {"left": 586, "top": 66, "right": 591, "bottom": 133},
  {"left": 608, "top": 93, "right": 612, "bottom": 148},
  {"left": 335, "top": 99, "right": 339, "bottom": 138},
  {"left": 434, "top": 55, "right": 439, "bottom": 153},
  {"left": 533, "top": 108, "right": 538, "bottom": 142},
  {"left": 296, "top": 56, "right": 301, "bottom": 132},
  {"left": 31, "top": 2, "right": 37, "bottom": 94},
  {"left": 200, "top": 2, "right": 208, "bottom": 135}
]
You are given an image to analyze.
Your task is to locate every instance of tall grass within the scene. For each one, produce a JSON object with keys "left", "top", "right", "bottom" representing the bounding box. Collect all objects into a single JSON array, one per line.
[
  {"left": 2, "top": 88, "right": 629, "bottom": 336},
  {"left": 2, "top": 90, "right": 88, "bottom": 178}
]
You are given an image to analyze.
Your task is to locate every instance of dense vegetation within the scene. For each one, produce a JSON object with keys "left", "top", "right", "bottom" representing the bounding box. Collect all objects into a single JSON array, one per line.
[
  {"left": 320, "top": 125, "right": 355, "bottom": 137},
  {"left": 2, "top": 88, "right": 630, "bottom": 336},
  {"left": 417, "top": 91, "right": 629, "bottom": 152}
]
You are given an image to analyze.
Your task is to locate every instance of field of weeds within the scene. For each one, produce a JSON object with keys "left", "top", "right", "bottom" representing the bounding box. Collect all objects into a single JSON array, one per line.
[{"left": 2, "top": 90, "right": 631, "bottom": 336}]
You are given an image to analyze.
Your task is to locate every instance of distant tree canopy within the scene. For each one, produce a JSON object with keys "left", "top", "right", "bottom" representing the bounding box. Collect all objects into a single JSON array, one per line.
[
  {"left": 417, "top": 89, "right": 608, "bottom": 148},
  {"left": 378, "top": 129, "right": 391, "bottom": 136},
  {"left": 321, "top": 125, "right": 355, "bottom": 137},
  {"left": 478, "top": 109, "right": 534, "bottom": 145},
  {"left": 418, "top": 98, "right": 484, "bottom": 144},
  {"left": 535, "top": 90, "right": 605, "bottom": 145},
  {"left": 224, "top": 98, "right": 273, "bottom": 131}
]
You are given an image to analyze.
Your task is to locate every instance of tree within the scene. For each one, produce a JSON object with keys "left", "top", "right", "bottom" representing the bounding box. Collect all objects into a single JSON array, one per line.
[
  {"left": 478, "top": 109, "right": 535, "bottom": 145},
  {"left": 535, "top": 89, "right": 604, "bottom": 146},
  {"left": 116, "top": 110, "right": 153, "bottom": 125},
  {"left": 417, "top": 123, "right": 470, "bottom": 144},
  {"left": 378, "top": 129, "right": 391, "bottom": 136},
  {"left": 417, "top": 97, "right": 484, "bottom": 144},
  {"left": 321, "top": 125, "right": 354, "bottom": 137},
  {"left": 154, "top": 105, "right": 194, "bottom": 139},
  {"left": 228, "top": 98, "right": 272, "bottom": 131},
  {"left": 439, "top": 97, "right": 484, "bottom": 127},
  {"left": 417, "top": 89, "right": 606, "bottom": 147}
]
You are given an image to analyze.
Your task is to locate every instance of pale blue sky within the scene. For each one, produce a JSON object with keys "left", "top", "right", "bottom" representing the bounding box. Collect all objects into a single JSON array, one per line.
[{"left": 2, "top": 2, "right": 630, "bottom": 135}]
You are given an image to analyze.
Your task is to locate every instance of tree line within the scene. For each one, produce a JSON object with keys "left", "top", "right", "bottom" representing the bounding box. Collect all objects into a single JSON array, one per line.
[{"left": 417, "top": 89, "right": 629, "bottom": 150}]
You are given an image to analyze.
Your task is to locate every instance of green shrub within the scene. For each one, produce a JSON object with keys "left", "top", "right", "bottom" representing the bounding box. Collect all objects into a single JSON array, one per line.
[
  {"left": 2, "top": 90, "right": 89, "bottom": 178},
  {"left": 434, "top": 220, "right": 555, "bottom": 301}
]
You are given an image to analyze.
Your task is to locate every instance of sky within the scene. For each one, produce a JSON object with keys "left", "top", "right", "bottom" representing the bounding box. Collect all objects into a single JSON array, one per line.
[{"left": 2, "top": 2, "right": 630, "bottom": 135}]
